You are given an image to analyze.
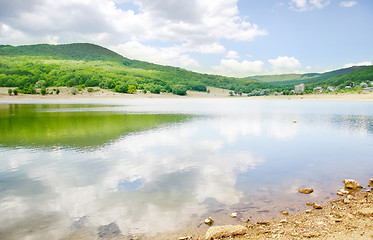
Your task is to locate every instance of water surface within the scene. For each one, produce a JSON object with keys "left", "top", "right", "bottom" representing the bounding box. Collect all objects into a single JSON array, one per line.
[{"left": 0, "top": 98, "right": 372, "bottom": 239}]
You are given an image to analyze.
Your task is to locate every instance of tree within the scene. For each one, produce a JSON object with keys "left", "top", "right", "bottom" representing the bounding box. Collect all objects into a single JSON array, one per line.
[
  {"left": 127, "top": 85, "right": 137, "bottom": 94},
  {"left": 41, "top": 87, "right": 47, "bottom": 95},
  {"left": 172, "top": 85, "right": 187, "bottom": 95},
  {"left": 8, "top": 89, "right": 12, "bottom": 95},
  {"left": 114, "top": 84, "right": 128, "bottom": 93},
  {"left": 35, "top": 80, "right": 46, "bottom": 88}
]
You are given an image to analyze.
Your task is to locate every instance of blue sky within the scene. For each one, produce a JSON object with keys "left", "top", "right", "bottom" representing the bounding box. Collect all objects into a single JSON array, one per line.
[{"left": 0, "top": 0, "right": 372, "bottom": 77}]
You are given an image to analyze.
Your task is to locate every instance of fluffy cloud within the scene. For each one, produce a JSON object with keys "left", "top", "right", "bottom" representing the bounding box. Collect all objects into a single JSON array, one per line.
[
  {"left": 269, "top": 56, "right": 302, "bottom": 73},
  {"left": 343, "top": 61, "right": 372, "bottom": 68},
  {"left": 289, "top": 0, "right": 330, "bottom": 12},
  {"left": 111, "top": 41, "right": 199, "bottom": 69},
  {"left": 0, "top": 0, "right": 267, "bottom": 70},
  {"left": 0, "top": 0, "right": 266, "bottom": 50},
  {"left": 212, "top": 58, "right": 264, "bottom": 77},
  {"left": 339, "top": 1, "right": 358, "bottom": 7},
  {"left": 225, "top": 50, "right": 240, "bottom": 59}
]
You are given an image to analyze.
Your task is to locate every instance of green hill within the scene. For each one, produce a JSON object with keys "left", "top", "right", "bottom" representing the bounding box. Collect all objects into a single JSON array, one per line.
[
  {"left": 0, "top": 43, "right": 272, "bottom": 95},
  {"left": 0, "top": 43, "right": 125, "bottom": 62},
  {"left": 0, "top": 43, "right": 372, "bottom": 96}
]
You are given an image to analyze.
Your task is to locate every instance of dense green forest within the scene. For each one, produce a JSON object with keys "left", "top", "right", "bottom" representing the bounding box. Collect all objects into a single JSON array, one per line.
[{"left": 0, "top": 43, "right": 372, "bottom": 96}]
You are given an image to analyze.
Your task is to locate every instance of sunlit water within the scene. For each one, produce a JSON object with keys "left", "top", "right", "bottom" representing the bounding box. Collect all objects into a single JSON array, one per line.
[{"left": 0, "top": 98, "right": 372, "bottom": 239}]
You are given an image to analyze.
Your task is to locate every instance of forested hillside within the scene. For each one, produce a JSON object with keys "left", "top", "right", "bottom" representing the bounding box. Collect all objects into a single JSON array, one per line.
[
  {"left": 0, "top": 43, "right": 372, "bottom": 96},
  {"left": 0, "top": 43, "right": 274, "bottom": 95}
]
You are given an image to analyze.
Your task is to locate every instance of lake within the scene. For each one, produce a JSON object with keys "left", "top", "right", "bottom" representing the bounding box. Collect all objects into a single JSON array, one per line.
[{"left": 0, "top": 98, "right": 372, "bottom": 239}]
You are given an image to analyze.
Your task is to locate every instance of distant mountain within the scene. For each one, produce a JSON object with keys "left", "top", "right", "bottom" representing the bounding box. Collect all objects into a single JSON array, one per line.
[{"left": 246, "top": 65, "right": 370, "bottom": 88}]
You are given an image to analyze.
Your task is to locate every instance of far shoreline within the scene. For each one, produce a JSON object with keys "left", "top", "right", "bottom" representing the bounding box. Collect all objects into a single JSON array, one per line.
[{"left": 1, "top": 87, "right": 373, "bottom": 101}]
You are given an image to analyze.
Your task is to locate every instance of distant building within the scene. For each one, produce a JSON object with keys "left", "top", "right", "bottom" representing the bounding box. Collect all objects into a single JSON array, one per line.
[
  {"left": 360, "top": 82, "right": 368, "bottom": 88},
  {"left": 294, "top": 83, "right": 305, "bottom": 93},
  {"left": 327, "top": 86, "right": 336, "bottom": 92},
  {"left": 363, "top": 87, "right": 373, "bottom": 92},
  {"left": 313, "top": 87, "right": 324, "bottom": 93}
]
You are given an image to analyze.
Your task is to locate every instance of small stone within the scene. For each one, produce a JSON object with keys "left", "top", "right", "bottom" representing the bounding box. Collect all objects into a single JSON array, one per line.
[
  {"left": 343, "top": 179, "right": 362, "bottom": 190},
  {"left": 179, "top": 237, "right": 191, "bottom": 240},
  {"left": 369, "top": 178, "right": 373, "bottom": 187},
  {"left": 282, "top": 211, "right": 289, "bottom": 216},
  {"left": 306, "top": 209, "right": 312, "bottom": 214},
  {"left": 231, "top": 212, "right": 238, "bottom": 218},
  {"left": 280, "top": 219, "right": 287, "bottom": 223},
  {"left": 242, "top": 218, "right": 250, "bottom": 223},
  {"left": 357, "top": 208, "right": 373, "bottom": 217},
  {"left": 204, "top": 217, "right": 214, "bottom": 226},
  {"left": 335, "top": 219, "right": 342, "bottom": 222},
  {"left": 303, "top": 232, "right": 321, "bottom": 238},
  {"left": 343, "top": 198, "right": 351, "bottom": 204},
  {"left": 313, "top": 203, "right": 323, "bottom": 209},
  {"left": 298, "top": 188, "right": 314, "bottom": 194},
  {"left": 205, "top": 225, "right": 247, "bottom": 240},
  {"left": 337, "top": 189, "right": 349, "bottom": 196},
  {"left": 257, "top": 221, "right": 270, "bottom": 225},
  {"left": 306, "top": 202, "right": 313, "bottom": 206}
]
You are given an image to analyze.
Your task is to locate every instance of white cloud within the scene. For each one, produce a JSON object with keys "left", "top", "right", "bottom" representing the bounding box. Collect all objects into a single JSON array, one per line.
[
  {"left": 289, "top": 0, "right": 330, "bottom": 12},
  {"left": 343, "top": 61, "right": 372, "bottom": 68},
  {"left": 111, "top": 41, "right": 199, "bottom": 69},
  {"left": 226, "top": 50, "right": 240, "bottom": 59},
  {"left": 339, "top": 1, "right": 358, "bottom": 7},
  {"left": 212, "top": 58, "right": 264, "bottom": 77},
  {"left": 0, "top": 0, "right": 266, "bottom": 53},
  {"left": 269, "top": 56, "right": 302, "bottom": 73}
]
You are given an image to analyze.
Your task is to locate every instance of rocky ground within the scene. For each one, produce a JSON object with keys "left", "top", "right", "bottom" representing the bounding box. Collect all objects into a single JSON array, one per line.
[{"left": 199, "top": 179, "right": 373, "bottom": 240}]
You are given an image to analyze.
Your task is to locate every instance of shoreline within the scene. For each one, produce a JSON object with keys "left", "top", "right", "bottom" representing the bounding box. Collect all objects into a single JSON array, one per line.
[
  {"left": 179, "top": 180, "right": 373, "bottom": 240},
  {"left": 1, "top": 87, "right": 373, "bottom": 101}
]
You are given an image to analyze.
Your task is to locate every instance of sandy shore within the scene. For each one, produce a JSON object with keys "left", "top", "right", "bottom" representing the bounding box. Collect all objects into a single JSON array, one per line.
[
  {"left": 175, "top": 180, "right": 373, "bottom": 240},
  {"left": 1, "top": 87, "right": 373, "bottom": 101}
]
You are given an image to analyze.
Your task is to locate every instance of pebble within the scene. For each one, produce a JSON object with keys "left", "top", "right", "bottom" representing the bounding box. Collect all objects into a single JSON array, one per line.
[
  {"left": 306, "top": 209, "right": 312, "bottom": 213},
  {"left": 298, "top": 188, "right": 314, "bottom": 194},
  {"left": 357, "top": 208, "right": 373, "bottom": 217},
  {"left": 279, "top": 219, "right": 287, "bottom": 223},
  {"left": 257, "top": 221, "right": 270, "bottom": 225},
  {"left": 282, "top": 211, "right": 289, "bottom": 216},
  {"left": 204, "top": 217, "right": 214, "bottom": 226},
  {"left": 230, "top": 212, "right": 238, "bottom": 218},
  {"left": 313, "top": 203, "right": 323, "bottom": 209},
  {"left": 343, "top": 179, "right": 362, "bottom": 190},
  {"left": 303, "top": 231, "right": 321, "bottom": 238},
  {"left": 369, "top": 178, "right": 373, "bottom": 187},
  {"left": 337, "top": 188, "right": 349, "bottom": 196},
  {"left": 306, "top": 202, "right": 313, "bottom": 206}
]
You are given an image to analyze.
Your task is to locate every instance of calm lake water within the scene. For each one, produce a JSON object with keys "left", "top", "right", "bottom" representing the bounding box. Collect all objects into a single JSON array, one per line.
[{"left": 0, "top": 98, "right": 372, "bottom": 239}]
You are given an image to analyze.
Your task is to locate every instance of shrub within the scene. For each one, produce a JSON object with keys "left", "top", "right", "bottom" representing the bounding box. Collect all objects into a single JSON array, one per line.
[
  {"left": 87, "top": 88, "right": 94, "bottom": 92},
  {"left": 70, "top": 87, "right": 79, "bottom": 95},
  {"left": 114, "top": 84, "right": 128, "bottom": 93},
  {"left": 8, "top": 89, "right": 12, "bottom": 95},
  {"left": 127, "top": 85, "right": 137, "bottom": 94},
  {"left": 13, "top": 89, "right": 18, "bottom": 95},
  {"left": 56, "top": 89, "right": 60, "bottom": 95},
  {"left": 41, "top": 87, "right": 47, "bottom": 95},
  {"left": 172, "top": 85, "right": 187, "bottom": 96}
]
